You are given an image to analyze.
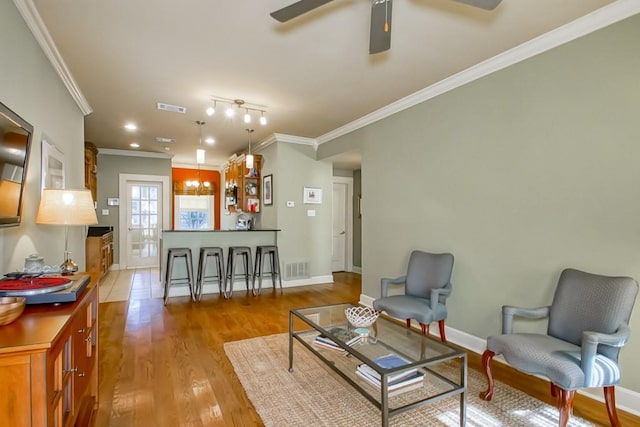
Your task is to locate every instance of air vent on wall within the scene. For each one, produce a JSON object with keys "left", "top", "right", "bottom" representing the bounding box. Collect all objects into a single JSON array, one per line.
[
  {"left": 156, "top": 102, "right": 187, "bottom": 114},
  {"left": 155, "top": 137, "right": 176, "bottom": 144},
  {"left": 285, "top": 262, "right": 310, "bottom": 280}
]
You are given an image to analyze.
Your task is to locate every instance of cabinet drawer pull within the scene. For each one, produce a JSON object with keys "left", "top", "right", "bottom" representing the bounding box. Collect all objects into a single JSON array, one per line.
[
  {"left": 78, "top": 328, "right": 86, "bottom": 333},
  {"left": 85, "top": 337, "right": 92, "bottom": 343},
  {"left": 78, "top": 372, "right": 86, "bottom": 377},
  {"left": 65, "top": 367, "right": 78, "bottom": 373}
]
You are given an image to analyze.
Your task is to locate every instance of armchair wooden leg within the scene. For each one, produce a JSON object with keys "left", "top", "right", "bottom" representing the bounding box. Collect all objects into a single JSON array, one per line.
[
  {"left": 557, "top": 388, "right": 575, "bottom": 427},
  {"left": 406, "top": 319, "right": 411, "bottom": 329},
  {"left": 604, "top": 386, "right": 622, "bottom": 427},
  {"left": 479, "top": 350, "right": 495, "bottom": 401},
  {"left": 438, "top": 319, "right": 447, "bottom": 342},
  {"left": 419, "top": 322, "right": 429, "bottom": 335}
]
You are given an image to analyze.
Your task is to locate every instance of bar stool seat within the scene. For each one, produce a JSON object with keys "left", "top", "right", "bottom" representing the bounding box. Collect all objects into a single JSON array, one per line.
[
  {"left": 253, "top": 245, "right": 283, "bottom": 296},
  {"left": 196, "top": 247, "right": 226, "bottom": 301},
  {"left": 164, "top": 247, "right": 195, "bottom": 305},
  {"left": 226, "top": 246, "right": 253, "bottom": 298}
]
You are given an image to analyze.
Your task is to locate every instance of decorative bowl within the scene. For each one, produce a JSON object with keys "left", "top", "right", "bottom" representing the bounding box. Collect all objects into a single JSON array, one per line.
[
  {"left": 0, "top": 297, "right": 26, "bottom": 326},
  {"left": 345, "top": 306, "right": 379, "bottom": 328}
]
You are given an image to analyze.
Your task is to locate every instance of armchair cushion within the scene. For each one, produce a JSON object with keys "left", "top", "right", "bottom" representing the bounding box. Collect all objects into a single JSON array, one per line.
[
  {"left": 373, "top": 295, "right": 447, "bottom": 325},
  {"left": 487, "top": 333, "right": 620, "bottom": 390}
]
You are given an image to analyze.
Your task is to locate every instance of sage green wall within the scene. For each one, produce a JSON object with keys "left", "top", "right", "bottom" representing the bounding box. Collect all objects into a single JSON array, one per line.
[
  {"left": 260, "top": 141, "right": 333, "bottom": 278},
  {"left": 96, "top": 153, "right": 172, "bottom": 262},
  {"left": 0, "top": 0, "right": 86, "bottom": 273},
  {"left": 318, "top": 14, "right": 640, "bottom": 392}
]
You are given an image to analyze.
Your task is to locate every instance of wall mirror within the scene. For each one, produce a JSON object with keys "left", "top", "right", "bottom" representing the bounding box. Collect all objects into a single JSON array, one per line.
[{"left": 0, "top": 100, "right": 33, "bottom": 227}]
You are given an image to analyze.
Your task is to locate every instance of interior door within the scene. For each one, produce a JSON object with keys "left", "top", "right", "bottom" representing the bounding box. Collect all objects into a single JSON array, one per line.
[
  {"left": 332, "top": 182, "right": 347, "bottom": 272},
  {"left": 126, "top": 181, "right": 161, "bottom": 267}
]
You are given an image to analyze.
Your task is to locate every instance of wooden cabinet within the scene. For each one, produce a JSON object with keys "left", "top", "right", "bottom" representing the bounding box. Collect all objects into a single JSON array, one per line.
[
  {"left": 86, "top": 231, "right": 113, "bottom": 278},
  {"left": 225, "top": 154, "right": 262, "bottom": 213},
  {"left": 0, "top": 275, "right": 99, "bottom": 427},
  {"left": 84, "top": 142, "right": 97, "bottom": 203}
]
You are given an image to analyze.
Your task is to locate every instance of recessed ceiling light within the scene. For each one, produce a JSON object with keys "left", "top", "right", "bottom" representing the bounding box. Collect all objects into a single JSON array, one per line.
[
  {"left": 130, "top": 143, "right": 140, "bottom": 148},
  {"left": 125, "top": 123, "right": 137, "bottom": 131},
  {"left": 205, "top": 137, "right": 215, "bottom": 145}
]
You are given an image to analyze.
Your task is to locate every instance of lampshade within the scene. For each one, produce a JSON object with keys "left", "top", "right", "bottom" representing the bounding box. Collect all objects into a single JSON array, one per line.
[{"left": 36, "top": 188, "right": 98, "bottom": 225}]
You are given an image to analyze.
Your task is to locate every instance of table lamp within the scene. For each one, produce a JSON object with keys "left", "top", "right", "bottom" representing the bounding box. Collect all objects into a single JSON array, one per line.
[{"left": 36, "top": 188, "right": 98, "bottom": 274}]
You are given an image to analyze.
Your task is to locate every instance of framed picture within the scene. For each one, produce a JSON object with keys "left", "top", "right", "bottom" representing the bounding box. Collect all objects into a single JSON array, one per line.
[
  {"left": 42, "top": 138, "right": 65, "bottom": 190},
  {"left": 303, "top": 187, "right": 322, "bottom": 204},
  {"left": 263, "top": 174, "right": 273, "bottom": 205}
]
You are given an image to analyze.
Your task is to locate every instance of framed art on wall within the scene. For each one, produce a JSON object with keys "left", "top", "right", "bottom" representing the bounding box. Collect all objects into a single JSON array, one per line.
[
  {"left": 41, "top": 138, "right": 65, "bottom": 190},
  {"left": 303, "top": 187, "right": 322, "bottom": 204},
  {"left": 263, "top": 174, "right": 273, "bottom": 205}
]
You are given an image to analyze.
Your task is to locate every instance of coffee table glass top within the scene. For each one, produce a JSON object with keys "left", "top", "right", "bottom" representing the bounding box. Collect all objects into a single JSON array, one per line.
[{"left": 292, "top": 303, "right": 463, "bottom": 374}]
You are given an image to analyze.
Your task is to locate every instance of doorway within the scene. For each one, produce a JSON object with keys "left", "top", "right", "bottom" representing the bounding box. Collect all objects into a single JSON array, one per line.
[
  {"left": 332, "top": 177, "right": 353, "bottom": 272},
  {"left": 118, "top": 174, "right": 170, "bottom": 269}
]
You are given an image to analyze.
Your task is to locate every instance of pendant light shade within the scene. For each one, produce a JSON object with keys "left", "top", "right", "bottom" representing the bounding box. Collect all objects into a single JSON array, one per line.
[
  {"left": 245, "top": 128, "right": 254, "bottom": 169},
  {"left": 196, "top": 120, "right": 205, "bottom": 164}
]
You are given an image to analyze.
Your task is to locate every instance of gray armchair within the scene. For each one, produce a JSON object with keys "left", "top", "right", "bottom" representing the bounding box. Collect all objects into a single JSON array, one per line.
[
  {"left": 373, "top": 250, "right": 454, "bottom": 342},
  {"left": 480, "top": 268, "right": 638, "bottom": 427}
]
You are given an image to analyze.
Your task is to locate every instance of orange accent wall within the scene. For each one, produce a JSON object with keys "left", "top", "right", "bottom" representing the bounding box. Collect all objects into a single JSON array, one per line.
[{"left": 171, "top": 168, "right": 221, "bottom": 230}]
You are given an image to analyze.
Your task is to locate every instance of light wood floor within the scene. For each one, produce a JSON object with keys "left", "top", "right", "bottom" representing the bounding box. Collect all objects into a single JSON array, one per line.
[{"left": 97, "top": 272, "right": 635, "bottom": 426}]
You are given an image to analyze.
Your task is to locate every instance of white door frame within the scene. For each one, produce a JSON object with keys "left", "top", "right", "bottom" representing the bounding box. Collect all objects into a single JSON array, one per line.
[
  {"left": 333, "top": 176, "right": 354, "bottom": 272},
  {"left": 118, "top": 173, "right": 170, "bottom": 269}
]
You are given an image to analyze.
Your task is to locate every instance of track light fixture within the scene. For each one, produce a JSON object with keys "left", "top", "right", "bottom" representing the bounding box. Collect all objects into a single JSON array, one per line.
[{"left": 208, "top": 96, "right": 268, "bottom": 126}]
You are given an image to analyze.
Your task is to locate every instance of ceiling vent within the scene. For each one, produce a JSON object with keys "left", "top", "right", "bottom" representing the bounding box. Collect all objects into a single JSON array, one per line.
[
  {"left": 157, "top": 102, "right": 187, "bottom": 114},
  {"left": 155, "top": 137, "right": 176, "bottom": 144}
]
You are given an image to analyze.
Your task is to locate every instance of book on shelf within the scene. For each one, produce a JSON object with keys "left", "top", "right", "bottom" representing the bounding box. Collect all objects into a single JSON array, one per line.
[
  {"left": 312, "top": 327, "right": 361, "bottom": 351},
  {"left": 361, "top": 353, "right": 418, "bottom": 383},
  {"left": 355, "top": 368, "right": 425, "bottom": 394}
]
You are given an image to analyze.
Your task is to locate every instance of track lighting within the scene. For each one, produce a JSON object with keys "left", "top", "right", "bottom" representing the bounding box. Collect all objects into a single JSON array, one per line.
[
  {"left": 206, "top": 100, "right": 216, "bottom": 116},
  {"left": 207, "top": 96, "right": 268, "bottom": 126}
]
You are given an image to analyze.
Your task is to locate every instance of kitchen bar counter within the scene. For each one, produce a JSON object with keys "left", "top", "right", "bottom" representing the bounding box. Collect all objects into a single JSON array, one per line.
[{"left": 160, "top": 229, "right": 280, "bottom": 298}]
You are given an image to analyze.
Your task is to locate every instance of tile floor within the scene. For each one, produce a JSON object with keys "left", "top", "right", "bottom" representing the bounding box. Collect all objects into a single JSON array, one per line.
[{"left": 98, "top": 268, "right": 164, "bottom": 303}]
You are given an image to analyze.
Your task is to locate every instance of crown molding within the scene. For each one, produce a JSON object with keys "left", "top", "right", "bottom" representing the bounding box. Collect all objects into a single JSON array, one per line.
[
  {"left": 98, "top": 148, "right": 173, "bottom": 159},
  {"left": 317, "top": 0, "right": 640, "bottom": 145},
  {"left": 13, "top": 0, "right": 92, "bottom": 116},
  {"left": 253, "top": 133, "right": 318, "bottom": 152}
]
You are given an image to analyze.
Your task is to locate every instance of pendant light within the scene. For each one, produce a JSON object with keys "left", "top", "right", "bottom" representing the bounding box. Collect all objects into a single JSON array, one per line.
[
  {"left": 196, "top": 120, "right": 205, "bottom": 164},
  {"left": 245, "top": 128, "right": 254, "bottom": 169}
]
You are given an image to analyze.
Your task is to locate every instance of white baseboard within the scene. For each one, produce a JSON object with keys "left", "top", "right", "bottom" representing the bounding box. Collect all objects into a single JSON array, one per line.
[
  {"left": 351, "top": 266, "right": 362, "bottom": 274},
  {"left": 359, "top": 294, "right": 640, "bottom": 416},
  {"left": 167, "top": 274, "right": 335, "bottom": 298}
]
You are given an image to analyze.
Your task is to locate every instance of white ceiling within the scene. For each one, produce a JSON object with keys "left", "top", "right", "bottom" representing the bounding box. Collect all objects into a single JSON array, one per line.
[{"left": 31, "top": 0, "right": 614, "bottom": 169}]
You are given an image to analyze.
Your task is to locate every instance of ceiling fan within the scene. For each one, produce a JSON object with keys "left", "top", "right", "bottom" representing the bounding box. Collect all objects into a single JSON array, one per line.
[{"left": 270, "top": 0, "right": 503, "bottom": 54}]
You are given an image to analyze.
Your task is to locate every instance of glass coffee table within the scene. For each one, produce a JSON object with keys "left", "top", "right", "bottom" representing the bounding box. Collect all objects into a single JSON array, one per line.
[{"left": 289, "top": 303, "right": 467, "bottom": 426}]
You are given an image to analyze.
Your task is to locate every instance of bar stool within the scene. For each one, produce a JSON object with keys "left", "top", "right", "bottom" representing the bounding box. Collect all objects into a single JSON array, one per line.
[
  {"left": 225, "top": 246, "right": 253, "bottom": 298},
  {"left": 253, "top": 245, "right": 283, "bottom": 296},
  {"left": 164, "top": 247, "right": 195, "bottom": 305},
  {"left": 196, "top": 247, "right": 226, "bottom": 301}
]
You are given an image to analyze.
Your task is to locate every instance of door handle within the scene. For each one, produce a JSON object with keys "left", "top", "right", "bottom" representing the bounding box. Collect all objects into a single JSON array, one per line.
[{"left": 339, "top": 231, "right": 345, "bottom": 235}]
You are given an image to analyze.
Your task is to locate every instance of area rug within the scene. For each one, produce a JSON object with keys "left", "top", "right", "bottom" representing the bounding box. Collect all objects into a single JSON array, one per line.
[{"left": 224, "top": 334, "right": 594, "bottom": 427}]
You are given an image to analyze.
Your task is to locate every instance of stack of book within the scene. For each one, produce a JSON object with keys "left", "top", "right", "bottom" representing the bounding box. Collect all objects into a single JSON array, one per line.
[
  {"left": 356, "top": 353, "right": 424, "bottom": 396},
  {"left": 312, "top": 327, "right": 361, "bottom": 352}
]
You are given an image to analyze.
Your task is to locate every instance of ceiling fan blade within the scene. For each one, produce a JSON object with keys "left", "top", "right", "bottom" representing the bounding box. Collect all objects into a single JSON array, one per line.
[
  {"left": 270, "top": 0, "right": 334, "bottom": 23},
  {"left": 369, "top": 0, "right": 392, "bottom": 54},
  {"left": 451, "top": 0, "right": 502, "bottom": 10}
]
